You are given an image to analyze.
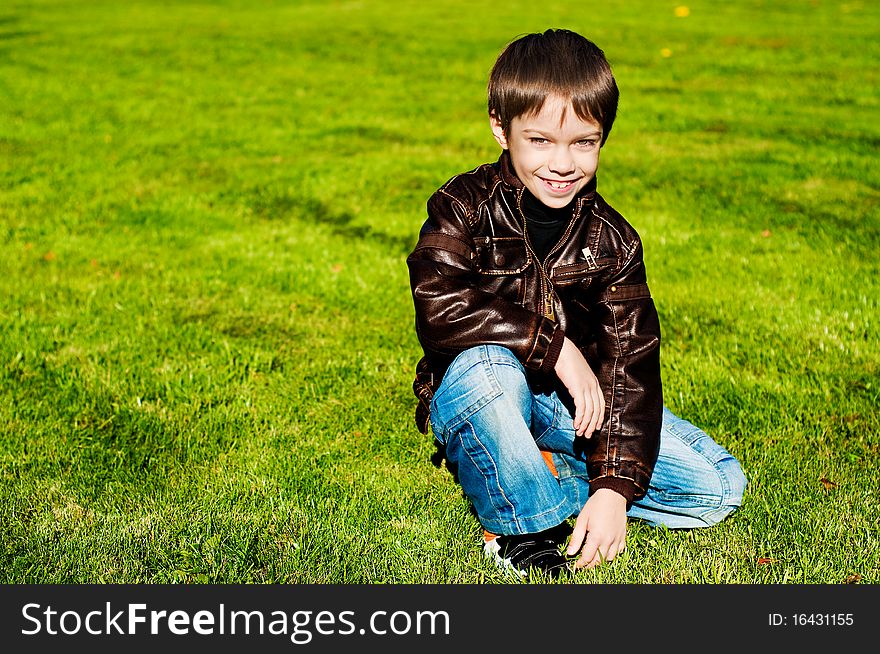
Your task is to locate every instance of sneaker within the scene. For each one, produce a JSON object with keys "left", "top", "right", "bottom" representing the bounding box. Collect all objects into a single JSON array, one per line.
[{"left": 483, "top": 523, "right": 572, "bottom": 579}]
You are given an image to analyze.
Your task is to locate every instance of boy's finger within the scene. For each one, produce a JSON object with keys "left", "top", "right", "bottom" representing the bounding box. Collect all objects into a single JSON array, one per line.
[
  {"left": 579, "top": 393, "right": 590, "bottom": 435},
  {"left": 603, "top": 544, "right": 617, "bottom": 562},
  {"left": 579, "top": 393, "right": 595, "bottom": 436},
  {"left": 572, "top": 390, "right": 585, "bottom": 429},
  {"left": 584, "top": 396, "right": 599, "bottom": 437},
  {"left": 566, "top": 515, "right": 589, "bottom": 556},
  {"left": 590, "top": 388, "right": 604, "bottom": 436},
  {"left": 575, "top": 534, "right": 600, "bottom": 569},
  {"left": 572, "top": 395, "right": 583, "bottom": 434},
  {"left": 590, "top": 386, "right": 605, "bottom": 435}
]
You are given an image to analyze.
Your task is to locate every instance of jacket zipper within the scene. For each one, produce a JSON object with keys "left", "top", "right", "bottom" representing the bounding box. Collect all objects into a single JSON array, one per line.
[{"left": 516, "top": 192, "right": 586, "bottom": 321}]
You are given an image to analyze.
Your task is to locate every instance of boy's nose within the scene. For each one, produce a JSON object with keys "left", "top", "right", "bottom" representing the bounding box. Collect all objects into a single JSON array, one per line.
[{"left": 548, "top": 147, "right": 575, "bottom": 176}]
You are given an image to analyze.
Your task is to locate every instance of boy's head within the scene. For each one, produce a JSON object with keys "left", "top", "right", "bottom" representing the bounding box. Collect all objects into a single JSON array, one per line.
[
  {"left": 487, "top": 29, "right": 619, "bottom": 144},
  {"left": 487, "top": 30, "right": 619, "bottom": 208}
]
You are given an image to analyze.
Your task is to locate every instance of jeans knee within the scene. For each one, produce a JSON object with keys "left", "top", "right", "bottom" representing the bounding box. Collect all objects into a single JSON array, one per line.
[
  {"left": 445, "top": 345, "right": 521, "bottom": 378},
  {"left": 700, "top": 456, "right": 747, "bottom": 526},
  {"left": 445, "top": 346, "right": 528, "bottom": 397},
  {"left": 430, "top": 345, "right": 529, "bottom": 439},
  {"left": 475, "top": 344, "right": 524, "bottom": 372},
  {"left": 722, "top": 455, "right": 747, "bottom": 507}
]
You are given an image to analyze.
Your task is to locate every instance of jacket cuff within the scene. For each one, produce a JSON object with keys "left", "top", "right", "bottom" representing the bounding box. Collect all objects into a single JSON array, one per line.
[
  {"left": 589, "top": 477, "right": 639, "bottom": 506},
  {"left": 539, "top": 328, "right": 566, "bottom": 375}
]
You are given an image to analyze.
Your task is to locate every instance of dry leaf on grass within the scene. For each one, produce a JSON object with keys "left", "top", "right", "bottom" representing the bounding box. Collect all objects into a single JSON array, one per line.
[{"left": 819, "top": 477, "right": 838, "bottom": 491}]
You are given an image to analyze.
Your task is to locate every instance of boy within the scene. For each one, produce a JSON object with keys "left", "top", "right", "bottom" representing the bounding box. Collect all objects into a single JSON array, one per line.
[{"left": 407, "top": 29, "right": 746, "bottom": 579}]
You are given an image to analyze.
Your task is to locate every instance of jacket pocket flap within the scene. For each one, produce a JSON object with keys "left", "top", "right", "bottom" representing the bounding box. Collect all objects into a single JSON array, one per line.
[
  {"left": 475, "top": 237, "right": 530, "bottom": 274},
  {"left": 551, "top": 256, "right": 616, "bottom": 285}
]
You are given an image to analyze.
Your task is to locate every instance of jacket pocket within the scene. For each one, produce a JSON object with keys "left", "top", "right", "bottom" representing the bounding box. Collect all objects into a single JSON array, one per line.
[
  {"left": 551, "top": 256, "right": 616, "bottom": 288},
  {"left": 474, "top": 237, "right": 531, "bottom": 275},
  {"left": 473, "top": 237, "right": 530, "bottom": 305}
]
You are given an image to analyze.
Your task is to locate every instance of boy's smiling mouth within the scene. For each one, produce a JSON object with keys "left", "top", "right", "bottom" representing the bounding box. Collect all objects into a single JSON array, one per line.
[{"left": 540, "top": 177, "right": 579, "bottom": 192}]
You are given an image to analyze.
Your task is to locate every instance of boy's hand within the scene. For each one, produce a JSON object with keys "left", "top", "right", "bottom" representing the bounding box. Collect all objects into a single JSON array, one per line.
[
  {"left": 553, "top": 336, "right": 605, "bottom": 437},
  {"left": 566, "top": 488, "right": 627, "bottom": 569}
]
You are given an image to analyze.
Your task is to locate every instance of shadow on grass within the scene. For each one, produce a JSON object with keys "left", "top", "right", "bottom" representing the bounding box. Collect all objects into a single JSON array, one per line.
[
  {"left": 244, "top": 187, "right": 415, "bottom": 255},
  {"left": 4, "top": 357, "right": 242, "bottom": 502}
]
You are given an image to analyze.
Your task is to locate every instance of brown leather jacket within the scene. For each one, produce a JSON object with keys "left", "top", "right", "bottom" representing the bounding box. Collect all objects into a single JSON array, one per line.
[{"left": 407, "top": 152, "right": 662, "bottom": 502}]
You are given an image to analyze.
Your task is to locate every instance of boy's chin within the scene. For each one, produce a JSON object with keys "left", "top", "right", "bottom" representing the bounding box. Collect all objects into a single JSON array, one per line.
[
  {"left": 532, "top": 192, "right": 576, "bottom": 209},
  {"left": 525, "top": 179, "right": 586, "bottom": 208}
]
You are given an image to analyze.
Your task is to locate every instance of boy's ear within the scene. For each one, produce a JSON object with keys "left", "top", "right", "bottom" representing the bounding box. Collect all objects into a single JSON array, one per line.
[{"left": 489, "top": 113, "right": 509, "bottom": 150}]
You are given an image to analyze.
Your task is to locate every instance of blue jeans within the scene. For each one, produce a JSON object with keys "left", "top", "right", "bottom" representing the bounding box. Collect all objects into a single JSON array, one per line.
[{"left": 429, "top": 345, "right": 747, "bottom": 536}]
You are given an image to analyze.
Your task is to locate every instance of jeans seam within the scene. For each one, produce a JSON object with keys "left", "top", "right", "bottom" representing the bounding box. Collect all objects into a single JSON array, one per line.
[
  {"left": 459, "top": 414, "right": 571, "bottom": 532},
  {"left": 457, "top": 421, "right": 518, "bottom": 528}
]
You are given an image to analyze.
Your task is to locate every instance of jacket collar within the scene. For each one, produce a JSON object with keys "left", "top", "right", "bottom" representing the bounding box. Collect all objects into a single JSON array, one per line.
[{"left": 499, "top": 150, "right": 524, "bottom": 189}]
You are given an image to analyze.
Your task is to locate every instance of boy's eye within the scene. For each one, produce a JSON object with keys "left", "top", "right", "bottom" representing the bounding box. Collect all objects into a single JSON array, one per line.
[
  {"left": 529, "top": 137, "right": 549, "bottom": 145},
  {"left": 577, "top": 139, "right": 598, "bottom": 147}
]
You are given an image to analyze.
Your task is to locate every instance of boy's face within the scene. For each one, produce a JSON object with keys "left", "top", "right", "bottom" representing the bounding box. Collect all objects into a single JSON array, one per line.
[{"left": 490, "top": 95, "right": 602, "bottom": 209}]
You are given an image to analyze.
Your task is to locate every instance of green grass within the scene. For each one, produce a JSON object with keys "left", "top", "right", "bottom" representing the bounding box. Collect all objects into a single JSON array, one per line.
[{"left": 1, "top": 0, "right": 877, "bottom": 584}]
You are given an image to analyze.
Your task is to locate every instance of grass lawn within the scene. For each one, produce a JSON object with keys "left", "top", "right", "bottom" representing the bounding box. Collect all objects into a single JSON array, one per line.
[{"left": 1, "top": 0, "right": 877, "bottom": 583}]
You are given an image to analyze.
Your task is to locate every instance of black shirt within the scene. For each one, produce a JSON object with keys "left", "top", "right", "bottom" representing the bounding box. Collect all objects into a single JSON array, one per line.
[{"left": 521, "top": 190, "right": 576, "bottom": 263}]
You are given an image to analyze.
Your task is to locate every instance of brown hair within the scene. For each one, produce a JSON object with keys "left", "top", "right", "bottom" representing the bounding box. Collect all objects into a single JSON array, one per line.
[{"left": 488, "top": 29, "right": 619, "bottom": 145}]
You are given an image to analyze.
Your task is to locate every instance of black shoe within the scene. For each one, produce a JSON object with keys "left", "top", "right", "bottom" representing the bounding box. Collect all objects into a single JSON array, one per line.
[{"left": 483, "top": 523, "right": 572, "bottom": 579}]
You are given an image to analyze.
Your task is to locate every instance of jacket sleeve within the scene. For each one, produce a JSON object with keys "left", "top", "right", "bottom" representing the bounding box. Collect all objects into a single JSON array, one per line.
[
  {"left": 407, "top": 190, "right": 565, "bottom": 375},
  {"left": 586, "top": 237, "right": 662, "bottom": 504}
]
